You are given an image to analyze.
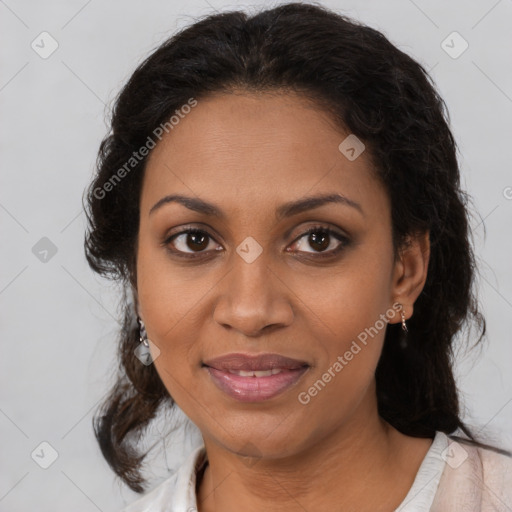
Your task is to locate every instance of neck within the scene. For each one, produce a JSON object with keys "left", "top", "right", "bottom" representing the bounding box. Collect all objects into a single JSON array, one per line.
[{"left": 196, "top": 386, "right": 420, "bottom": 512}]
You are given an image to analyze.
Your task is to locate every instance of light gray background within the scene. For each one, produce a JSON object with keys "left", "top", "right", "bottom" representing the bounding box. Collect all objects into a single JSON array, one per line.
[{"left": 1, "top": 0, "right": 511, "bottom": 510}]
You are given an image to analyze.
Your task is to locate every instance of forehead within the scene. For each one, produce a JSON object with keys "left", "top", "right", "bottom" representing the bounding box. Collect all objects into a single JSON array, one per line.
[{"left": 141, "top": 91, "right": 387, "bottom": 219}]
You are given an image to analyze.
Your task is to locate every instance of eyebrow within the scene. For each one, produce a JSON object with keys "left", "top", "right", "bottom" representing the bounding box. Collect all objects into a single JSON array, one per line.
[{"left": 149, "top": 192, "right": 364, "bottom": 219}]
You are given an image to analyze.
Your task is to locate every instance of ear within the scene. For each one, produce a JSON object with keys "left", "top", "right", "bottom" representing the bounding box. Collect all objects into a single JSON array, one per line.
[{"left": 390, "top": 230, "right": 430, "bottom": 324}]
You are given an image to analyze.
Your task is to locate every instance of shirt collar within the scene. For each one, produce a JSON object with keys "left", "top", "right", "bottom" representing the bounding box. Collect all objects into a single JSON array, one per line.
[{"left": 170, "top": 442, "right": 207, "bottom": 511}]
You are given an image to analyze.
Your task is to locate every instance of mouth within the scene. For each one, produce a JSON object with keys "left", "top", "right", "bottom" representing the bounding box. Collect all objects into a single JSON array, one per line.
[
  {"left": 201, "top": 352, "right": 310, "bottom": 402},
  {"left": 202, "top": 352, "right": 309, "bottom": 372}
]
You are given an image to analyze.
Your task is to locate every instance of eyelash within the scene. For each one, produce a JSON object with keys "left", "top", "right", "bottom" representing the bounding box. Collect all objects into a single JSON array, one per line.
[{"left": 162, "top": 225, "right": 350, "bottom": 260}]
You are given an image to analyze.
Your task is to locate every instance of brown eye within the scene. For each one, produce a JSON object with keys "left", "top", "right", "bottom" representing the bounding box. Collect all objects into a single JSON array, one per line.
[
  {"left": 165, "top": 228, "right": 220, "bottom": 255},
  {"left": 308, "top": 230, "right": 330, "bottom": 252},
  {"left": 292, "top": 226, "right": 349, "bottom": 256},
  {"left": 185, "top": 231, "right": 209, "bottom": 251}
]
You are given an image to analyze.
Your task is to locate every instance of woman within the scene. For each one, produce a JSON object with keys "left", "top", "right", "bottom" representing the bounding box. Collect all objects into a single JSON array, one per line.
[{"left": 83, "top": 3, "right": 512, "bottom": 511}]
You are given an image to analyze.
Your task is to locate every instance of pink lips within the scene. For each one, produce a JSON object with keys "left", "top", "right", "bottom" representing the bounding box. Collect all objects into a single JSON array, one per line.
[{"left": 203, "top": 352, "right": 310, "bottom": 402}]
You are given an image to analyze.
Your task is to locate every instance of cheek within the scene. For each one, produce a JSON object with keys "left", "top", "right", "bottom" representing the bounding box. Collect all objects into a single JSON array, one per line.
[
  {"left": 295, "top": 249, "right": 393, "bottom": 392},
  {"left": 136, "top": 243, "right": 202, "bottom": 387},
  {"left": 294, "top": 275, "right": 391, "bottom": 424},
  {"left": 296, "top": 251, "right": 392, "bottom": 344},
  {"left": 136, "top": 234, "right": 211, "bottom": 341}
]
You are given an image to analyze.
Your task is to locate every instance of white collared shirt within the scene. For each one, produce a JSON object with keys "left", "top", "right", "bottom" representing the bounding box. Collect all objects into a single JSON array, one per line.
[{"left": 120, "top": 429, "right": 512, "bottom": 511}]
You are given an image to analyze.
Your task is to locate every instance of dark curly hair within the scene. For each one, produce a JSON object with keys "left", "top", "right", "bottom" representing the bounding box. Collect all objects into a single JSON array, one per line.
[{"left": 83, "top": 1, "right": 510, "bottom": 494}]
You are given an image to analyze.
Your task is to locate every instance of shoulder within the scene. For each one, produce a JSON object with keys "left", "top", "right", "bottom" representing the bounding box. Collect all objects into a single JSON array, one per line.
[
  {"left": 432, "top": 431, "right": 512, "bottom": 511},
  {"left": 475, "top": 439, "right": 512, "bottom": 502},
  {"left": 118, "top": 443, "right": 207, "bottom": 512},
  {"left": 119, "top": 473, "right": 179, "bottom": 512},
  {"left": 451, "top": 433, "right": 512, "bottom": 488}
]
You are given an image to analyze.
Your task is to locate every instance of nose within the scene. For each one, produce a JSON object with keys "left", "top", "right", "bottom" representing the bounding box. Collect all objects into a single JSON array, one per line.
[{"left": 212, "top": 249, "right": 294, "bottom": 337}]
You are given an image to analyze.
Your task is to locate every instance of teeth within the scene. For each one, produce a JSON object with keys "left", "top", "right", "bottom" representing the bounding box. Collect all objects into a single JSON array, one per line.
[{"left": 227, "top": 368, "right": 284, "bottom": 377}]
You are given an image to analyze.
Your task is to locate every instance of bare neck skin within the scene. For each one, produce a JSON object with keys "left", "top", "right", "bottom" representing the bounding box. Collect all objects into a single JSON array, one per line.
[{"left": 196, "top": 381, "right": 432, "bottom": 512}]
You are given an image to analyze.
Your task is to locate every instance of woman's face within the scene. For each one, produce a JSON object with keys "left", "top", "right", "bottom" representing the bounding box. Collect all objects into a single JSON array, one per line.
[{"left": 136, "top": 91, "right": 426, "bottom": 458}]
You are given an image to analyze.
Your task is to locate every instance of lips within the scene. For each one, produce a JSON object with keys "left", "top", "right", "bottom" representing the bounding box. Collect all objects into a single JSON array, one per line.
[
  {"left": 202, "top": 352, "right": 309, "bottom": 372},
  {"left": 202, "top": 352, "right": 310, "bottom": 402}
]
